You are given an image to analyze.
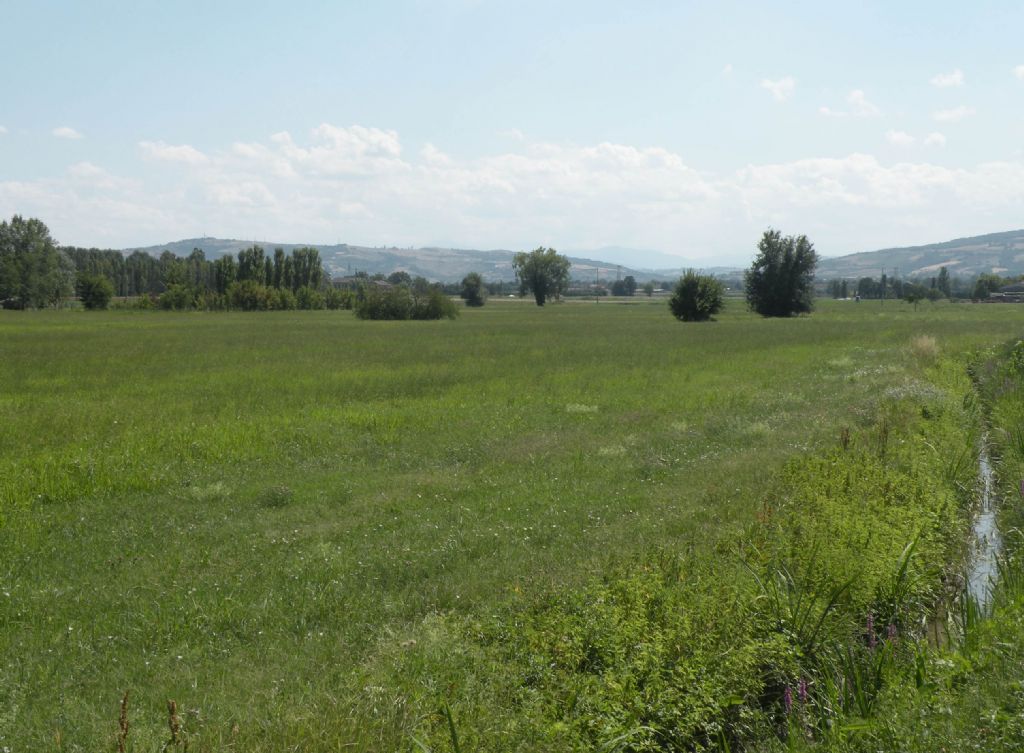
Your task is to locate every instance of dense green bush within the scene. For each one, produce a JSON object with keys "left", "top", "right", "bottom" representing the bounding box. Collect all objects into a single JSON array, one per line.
[
  {"left": 158, "top": 284, "right": 193, "bottom": 311},
  {"left": 271, "top": 287, "right": 297, "bottom": 310},
  {"left": 324, "top": 287, "right": 352, "bottom": 310},
  {"left": 460, "top": 272, "right": 488, "bottom": 307},
  {"left": 227, "top": 279, "right": 273, "bottom": 311},
  {"left": 76, "top": 273, "right": 114, "bottom": 310},
  {"left": 669, "top": 269, "right": 724, "bottom": 321},
  {"left": 296, "top": 285, "right": 325, "bottom": 310},
  {"left": 354, "top": 285, "right": 458, "bottom": 320}
]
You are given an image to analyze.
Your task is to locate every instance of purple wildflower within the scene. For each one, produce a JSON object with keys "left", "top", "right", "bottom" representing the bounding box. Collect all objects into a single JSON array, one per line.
[
  {"left": 798, "top": 678, "right": 808, "bottom": 704},
  {"left": 783, "top": 685, "right": 793, "bottom": 714},
  {"left": 867, "top": 612, "right": 877, "bottom": 650},
  {"left": 1019, "top": 478, "right": 1024, "bottom": 499},
  {"left": 887, "top": 623, "right": 897, "bottom": 642}
]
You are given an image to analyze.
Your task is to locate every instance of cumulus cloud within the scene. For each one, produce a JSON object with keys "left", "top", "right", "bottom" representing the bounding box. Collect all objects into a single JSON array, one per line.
[
  {"left": 5, "top": 124, "right": 1024, "bottom": 261},
  {"left": 820, "top": 89, "right": 881, "bottom": 118},
  {"left": 1014, "top": 65, "right": 1024, "bottom": 80},
  {"left": 721, "top": 63, "right": 733, "bottom": 75},
  {"left": 930, "top": 69, "right": 964, "bottom": 88},
  {"left": 886, "top": 130, "right": 916, "bottom": 146},
  {"left": 0, "top": 125, "right": 7, "bottom": 135},
  {"left": 52, "top": 126, "right": 83, "bottom": 140},
  {"left": 760, "top": 76, "right": 795, "bottom": 102},
  {"left": 139, "top": 140, "right": 209, "bottom": 165},
  {"left": 933, "top": 105, "right": 975, "bottom": 122},
  {"left": 924, "top": 132, "right": 947, "bottom": 147}
]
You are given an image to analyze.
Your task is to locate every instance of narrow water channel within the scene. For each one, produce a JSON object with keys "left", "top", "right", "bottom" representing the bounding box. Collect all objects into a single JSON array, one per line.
[{"left": 967, "top": 439, "right": 1001, "bottom": 610}]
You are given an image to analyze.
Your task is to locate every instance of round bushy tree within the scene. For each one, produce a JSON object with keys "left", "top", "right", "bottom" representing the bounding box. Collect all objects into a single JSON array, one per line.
[
  {"left": 460, "top": 272, "right": 487, "bottom": 307},
  {"left": 669, "top": 270, "right": 724, "bottom": 322},
  {"left": 512, "top": 247, "right": 571, "bottom": 306},
  {"left": 77, "top": 273, "right": 115, "bottom": 310}
]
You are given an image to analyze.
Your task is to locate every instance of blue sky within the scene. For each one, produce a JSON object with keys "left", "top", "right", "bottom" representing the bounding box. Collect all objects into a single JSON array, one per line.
[{"left": 2, "top": 0, "right": 1024, "bottom": 264}]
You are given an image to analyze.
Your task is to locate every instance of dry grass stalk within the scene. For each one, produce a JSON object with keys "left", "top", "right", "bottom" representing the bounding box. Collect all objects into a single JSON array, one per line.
[{"left": 117, "top": 691, "right": 129, "bottom": 753}]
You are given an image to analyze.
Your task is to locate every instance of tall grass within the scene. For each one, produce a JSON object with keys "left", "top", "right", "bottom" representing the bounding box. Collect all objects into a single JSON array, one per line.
[{"left": 0, "top": 299, "right": 1021, "bottom": 750}]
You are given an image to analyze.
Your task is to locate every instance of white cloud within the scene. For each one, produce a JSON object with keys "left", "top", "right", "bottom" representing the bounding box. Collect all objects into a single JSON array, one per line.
[
  {"left": 0, "top": 125, "right": 7, "bottom": 135},
  {"left": 760, "top": 76, "right": 795, "bottom": 102},
  {"left": 5, "top": 125, "right": 1024, "bottom": 262},
  {"left": 1014, "top": 65, "right": 1024, "bottom": 80},
  {"left": 847, "top": 89, "right": 881, "bottom": 117},
  {"left": 52, "top": 126, "right": 83, "bottom": 140},
  {"left": 930, "top": 69, "right": 964, "bottom": 88},
  {"left": 924, "top": 132, "right": 947, "bottom": 147},
  {"left": 818, "top": 89, "right": 880, "bottom": 118},
  {"left": 139, "top": 140, "right": 209, "bottom": 165},
  {"left": 498, "top": 128, "right": 525, "bottom": 141},
  {"left": 885, "top": 130, "right": 916, "bottom": 146},
  {"left": 933, "top": 105, "right": 975, "bottom": 122},
  {"left": 721, "top": 63, "right": 733, "bottom": 76}
]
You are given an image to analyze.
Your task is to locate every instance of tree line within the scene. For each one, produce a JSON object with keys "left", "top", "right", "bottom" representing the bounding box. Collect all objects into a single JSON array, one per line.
[
  {"left": 823, "top": 265, "right": 1023, "bottom": 303},
  {"left": 12, "top": 213, "right": 1001, "bottom": 322}
]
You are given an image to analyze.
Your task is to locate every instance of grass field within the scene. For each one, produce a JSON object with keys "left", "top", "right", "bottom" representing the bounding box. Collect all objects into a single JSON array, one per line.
[{"left": 1, "top": 299, "right": 1022, "bottom": 751}]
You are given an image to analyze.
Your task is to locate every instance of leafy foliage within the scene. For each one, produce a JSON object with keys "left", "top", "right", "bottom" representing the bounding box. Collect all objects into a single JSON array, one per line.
[
  {"left": 354, "top": 284, "right": 459, "bottom": 320},
  {"left": 459, "top": 272, "right": 487, "bottom": 307},
  {"left": 744, "top": 229, "right": 819, "bottom": 317},
  {"left": 512, "top": 247, "right": 571, "bottom": 306},
  {"left": 76, "top": 273, "right": 114, "bottom": 310},
  {"left": 668, "top": 269, "right": 724, "bottom": 321},
  {"left": 0, "top": 215, "right": 74, "bottom": 308}
]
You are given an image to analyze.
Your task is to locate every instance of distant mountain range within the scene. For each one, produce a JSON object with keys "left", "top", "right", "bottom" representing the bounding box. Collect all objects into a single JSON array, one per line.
[
  {"left": 815, "top": 229, "right": 1024, "bottom": 279},
  {"left": 122, "top": 238, "right": 709, "bottom": 283},
  {"left": 122, "top": 228, "right": 1024, "bottom": 283}
]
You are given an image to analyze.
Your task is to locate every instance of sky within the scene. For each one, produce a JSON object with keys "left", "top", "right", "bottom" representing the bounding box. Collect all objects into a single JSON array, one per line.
[{"left": 2, "top": 0, "right": 1024, "bottom": 265}]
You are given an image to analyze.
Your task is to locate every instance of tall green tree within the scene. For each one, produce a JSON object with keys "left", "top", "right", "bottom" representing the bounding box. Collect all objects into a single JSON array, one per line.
[
  {"left": 272, "top": 248, "right": 286, "bottom": 289},
  {"left": 744, "top": 229, "right": 818, "bottom": 317},
  {"left": 0, "top": 215, "right": 74, "bottom": 308},
  {"left": 936, "top": 266, "right": 951, "bottom": 298},
  {"left": 460, "top": 272, "right": 488, "bottom": 307},
  {"left": 512, "top": 247, "right": 571, "bottom": 306},
  {"left": 237, "top": 246, "right": 266, "bottom": 283}
]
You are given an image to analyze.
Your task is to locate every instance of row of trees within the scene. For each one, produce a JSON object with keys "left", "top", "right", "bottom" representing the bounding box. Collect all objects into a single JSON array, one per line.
[
  {"left": 18, "top": 215, "right": 988, "bottom": 321},
  {"left": 826, "top": 267, "right": 1020, "bottom": 302}
]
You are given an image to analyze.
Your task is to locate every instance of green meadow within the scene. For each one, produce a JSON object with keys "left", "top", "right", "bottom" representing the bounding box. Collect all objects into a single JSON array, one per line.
[{"left": 2, "top": 299, "right": 1023, "bottom": 751}]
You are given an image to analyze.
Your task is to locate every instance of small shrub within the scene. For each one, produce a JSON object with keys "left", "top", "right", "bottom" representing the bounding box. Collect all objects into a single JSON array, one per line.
[
  {"left": 270, "top": 287, "right": 297, "bottom": 311},
  {"left": 354, "top": 286, "right": 413, "bottom": 320},
  {"left": 411, "top": 288, "right": 459, "bottom": 320},
  {"left": 324, "top": 287, "right": 352, "bottom": 310},
  {"left": 159, "top": 285, "right": 194, "bottom": 311},
  {"left": 77, "top": 273, "right": 115, "bottom": 310},
  {"left": 296, "top": 286, "right": 325, "bottom": 310},
  {"left": 227, "top": 280, "right": 273, "bottom": 311},
  {"left": 669, "top": 270, "right": 724, "bottom": 322}
]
